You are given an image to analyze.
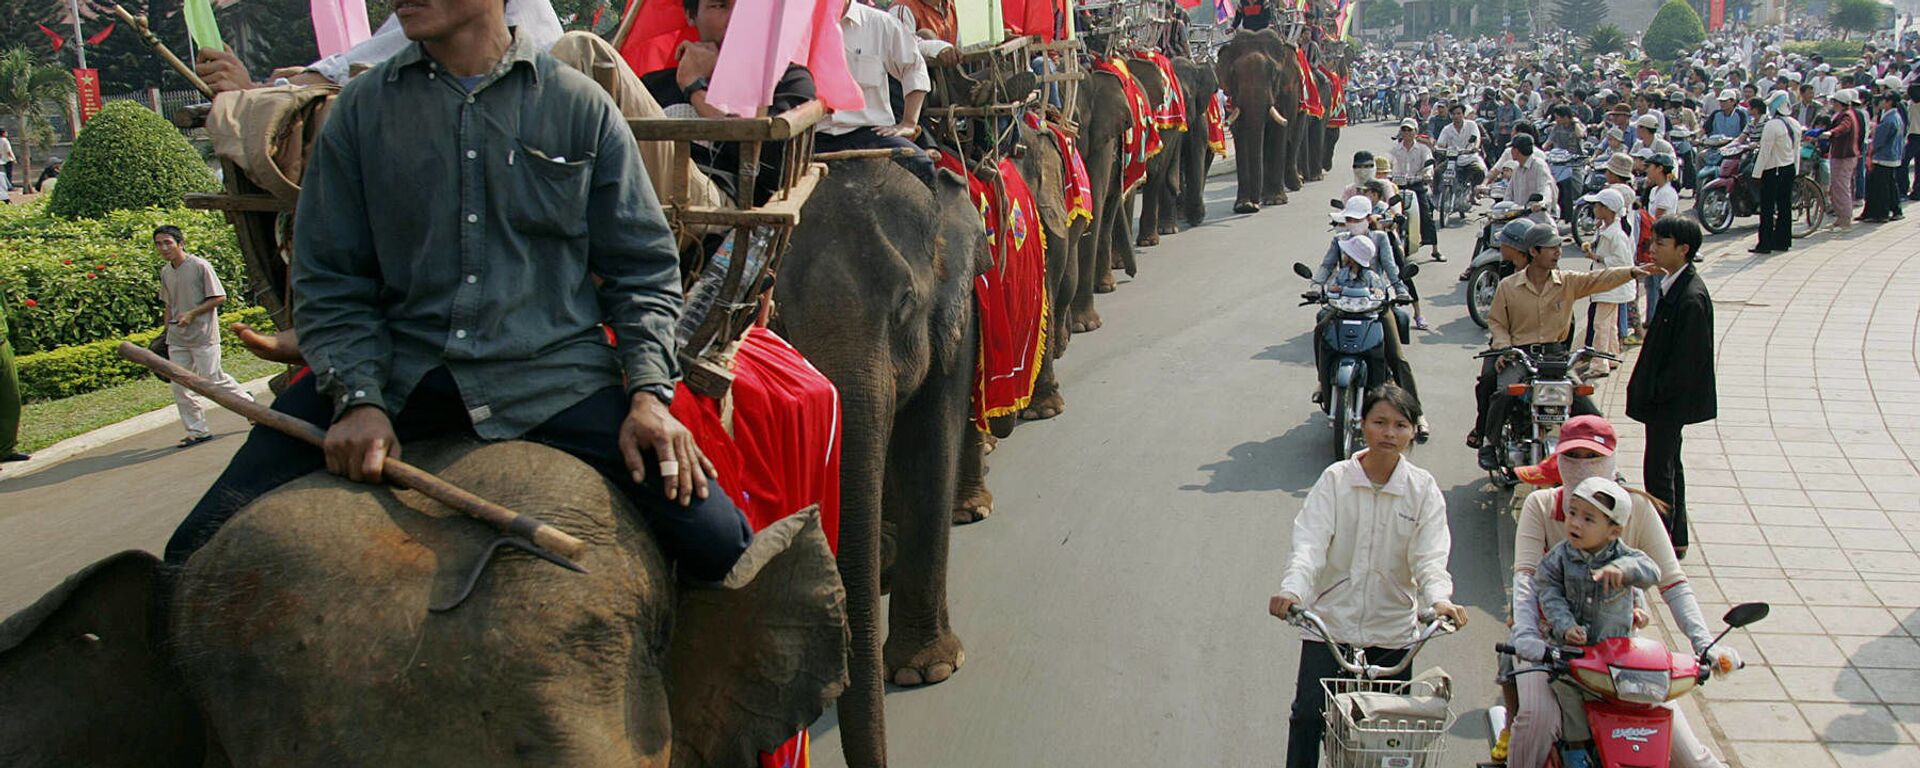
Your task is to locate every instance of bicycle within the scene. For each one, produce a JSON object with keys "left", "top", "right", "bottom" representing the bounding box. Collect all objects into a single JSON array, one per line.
[{"left": 1285, "top": 607, "right": 1458, "bottom": 767}]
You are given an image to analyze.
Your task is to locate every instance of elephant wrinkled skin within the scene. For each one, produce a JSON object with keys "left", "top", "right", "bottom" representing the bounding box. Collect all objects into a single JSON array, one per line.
[
  {"left": 1215, "top": 29, "right": 1305, "bottom": 212},
  {"left": 0, "top": 440, "right": 848, "bottom": 768}
]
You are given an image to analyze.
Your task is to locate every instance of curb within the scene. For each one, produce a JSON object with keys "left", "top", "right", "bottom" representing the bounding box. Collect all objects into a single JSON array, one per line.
[{"left": 0, "top": 374, "right": 276, "bottom": 483}]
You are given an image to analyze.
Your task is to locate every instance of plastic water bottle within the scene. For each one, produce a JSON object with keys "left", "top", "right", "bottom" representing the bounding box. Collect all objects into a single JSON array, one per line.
[{"left": 675, "top": 228, "right": 772, "bottom": 347}]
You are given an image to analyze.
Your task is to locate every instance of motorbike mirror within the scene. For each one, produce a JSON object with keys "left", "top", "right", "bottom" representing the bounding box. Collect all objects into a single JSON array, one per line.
[
  {"left": 1722, "top": 602, "right": 1770, "bottom": 629},
  {"left": 1401, "top": 262, "right": 1421, "bottom": 280},
  {"left": 1292, "top": 263, "right": 1314, "bottom": 279},
  {"left": 1528, "top": 193, "right": 1545, "bottom": 203},
  {"left": 1330, "top": 198, "right": 1345, "bottom": 209}
]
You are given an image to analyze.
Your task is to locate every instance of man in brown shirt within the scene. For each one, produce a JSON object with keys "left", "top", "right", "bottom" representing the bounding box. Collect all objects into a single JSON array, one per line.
[{"left": 1479, "top": 222, "right": 1661, "bottom": 469}]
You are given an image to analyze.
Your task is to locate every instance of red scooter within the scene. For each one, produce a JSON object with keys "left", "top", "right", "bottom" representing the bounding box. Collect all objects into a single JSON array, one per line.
[
  {"left": 1493, "top": 602, "right": 1768, "bottom": 768},
  {"left": 1695, "top": 135, "right": 1824, "bottom": 237}
]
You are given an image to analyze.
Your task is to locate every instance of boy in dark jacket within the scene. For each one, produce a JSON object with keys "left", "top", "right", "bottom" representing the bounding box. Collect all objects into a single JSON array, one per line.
[{"left": 1627, "top": 216, "right": 1715, "bottom": 557}]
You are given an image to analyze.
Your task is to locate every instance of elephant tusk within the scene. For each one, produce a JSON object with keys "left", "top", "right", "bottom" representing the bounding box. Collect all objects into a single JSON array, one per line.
[{"left": 1269, "top": 106, "right": 1288, "bottom": 126}]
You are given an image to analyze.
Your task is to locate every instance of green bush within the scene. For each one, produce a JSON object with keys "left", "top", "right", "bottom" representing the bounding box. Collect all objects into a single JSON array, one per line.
[
  {"left": 0, "top": 201, "right": 250, "bottom": 355},
  {"left": 1641, "top": 0, "right": 1706, "bottom": 62},
  {"left": 15, "top": 305, "right": 273, "bottom": 401},
  {"left": 1782, "top": 40, "right": 1865, "bottom": 65},
  {"left": 1586, "top": 24, "right": 1627, "bottom": 56},
  {"left": 47, "top": 100, "right": 219, "bottom": 220}
]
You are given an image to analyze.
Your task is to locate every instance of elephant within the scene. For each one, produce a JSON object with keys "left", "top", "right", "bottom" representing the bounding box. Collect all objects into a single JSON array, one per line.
[
  {"left": 1016, "top": 117, "right": 1085, "bottom": 424},
  {"left": 1172, "top": 56, "right": 1221, "bottom": 230},
  {"left": 1129, "top": 55, "right": 1185, "bottom": 248},
  {"left": 0, "top": 440, "right": 848, "bottom": 768},
  {"left": 1068, "top": 65, "right": 1134, "bottom": 333},
  {"left": 1215, "top": 29, "right": 1306, "bottom": 213},
  {"left": 772, "top": 158, "right": 986, "bottom": 768}
]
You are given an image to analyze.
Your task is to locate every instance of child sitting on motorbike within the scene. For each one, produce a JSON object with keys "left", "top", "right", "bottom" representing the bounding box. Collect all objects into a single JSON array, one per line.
[{"left": 1312, "top": 199, "right": 1428, "bottom": 439}]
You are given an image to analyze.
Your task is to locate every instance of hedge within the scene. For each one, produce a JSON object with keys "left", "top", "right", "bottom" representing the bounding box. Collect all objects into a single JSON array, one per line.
[
  {"left": 1642, "top": 0, "right": 1706, "bottom": 63},
  {"left": 1782, "top": 40, "right": 1865, "bottom": 65},
  {"left": 1, "top": 202, "right": 250, "bottom": 355},
  {"left": 47, "top": 100, "right": 220, "bottom": 220},
  {"left": 15, "top": 305, "right": 273, "bottom": 402}
]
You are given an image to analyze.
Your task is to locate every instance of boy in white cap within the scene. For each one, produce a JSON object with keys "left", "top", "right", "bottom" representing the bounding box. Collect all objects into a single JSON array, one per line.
[{"left": 1535, "top": 475, "right": 1660, "bottom": 649}]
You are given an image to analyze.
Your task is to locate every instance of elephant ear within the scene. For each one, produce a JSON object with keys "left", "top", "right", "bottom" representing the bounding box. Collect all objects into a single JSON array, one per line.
[
  {"left": 666, "top": 511, "right": 849, "bottom": 768},
  {"left": 0, "top": 551, "right": 204, "bottom": 767}
]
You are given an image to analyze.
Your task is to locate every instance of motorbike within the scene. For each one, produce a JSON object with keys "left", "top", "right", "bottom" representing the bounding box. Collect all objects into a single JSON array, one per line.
[
  {"left": 1667, "top": 126, "right": 1696, "bottom": 192},
  {"left": 1545, "top": 148, "right": 1587, "bottom": 238},
  {"left": 1473, "top": 344, "right": 1610, "bottom": 487},
  {"left": 1694, "top": 135, "right": 1826, "bottom": 237},
  {"left": 1463, "top": 200, "right": 1537, "bottom": 329},
  {"left": 1286, "top": 606, "right": 1457, "bottom": 768},
  {"left": 1293, "top": 261, "right": 1419, "bottom": 461},
  {"left": 1490, "top": 602, "right": 1770, "bottom": 768},
  {"left": 1434, "top": 149, "right": 1476, "bottom": 228}
]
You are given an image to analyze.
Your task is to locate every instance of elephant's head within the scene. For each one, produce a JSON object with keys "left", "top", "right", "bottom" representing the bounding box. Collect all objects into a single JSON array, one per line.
[
  {"left": 0, "top": 551, "right": 203, "bottom": 767},
  {"left": 0, "top": 441, "right": 847, "bottom": 768}
]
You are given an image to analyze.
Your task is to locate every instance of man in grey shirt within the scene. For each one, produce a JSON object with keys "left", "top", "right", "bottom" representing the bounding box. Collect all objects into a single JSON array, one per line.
[
  {"left": 163, "top": 0, "right": 751, "bottom": 583},
  {"left": 156, "top": 225, "right": 255, "bottom": 446}
]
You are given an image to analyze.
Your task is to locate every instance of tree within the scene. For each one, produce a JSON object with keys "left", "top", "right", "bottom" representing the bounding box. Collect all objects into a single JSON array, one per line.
[
  {"left": 217, "top": 0, "right": 320, "bottom": 77},
  {"left": 1554, "top": 0, "right": 1608, "bottom": 35},
  {"left": 1642, "top": 0, "right": 1706, "bottom": 60},
  {"left": 1361, "top": 0, "right": 1404, "bottom": 29},
  {"left": 1586, "top": 24, "right": 1627, "bottom": 56},
  {"left": 0, "top": 47, "right": 76, "bottom": 189},
  {"left": 1828, "top": 0, "right": 1888, "bottom": 39},
  {"left": 47, "top": 99, "right": 216, "bottom": 218}
]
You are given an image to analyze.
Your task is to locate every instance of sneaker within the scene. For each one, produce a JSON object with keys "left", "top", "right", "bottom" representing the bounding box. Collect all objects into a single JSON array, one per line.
[
  {"left": 1, "top": 452, "right": 29, "bottom": 463},
  {"left": 1490, "top": 726, "right": 1512, "bottom": 762},
  {"left": 1623, "top": 333, "right": 1644, "bottom": 347},
  {"left": 1413, "top": 316, "right": 1432, "bottom": 331}
]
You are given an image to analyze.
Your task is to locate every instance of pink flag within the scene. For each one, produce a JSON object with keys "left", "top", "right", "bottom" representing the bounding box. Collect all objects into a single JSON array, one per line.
[
  {"left": 704, "top": 0, "right": 862, "bottom": 116},
  {"left": 311, "top": 0, "right": 372, "bottom": 59}
]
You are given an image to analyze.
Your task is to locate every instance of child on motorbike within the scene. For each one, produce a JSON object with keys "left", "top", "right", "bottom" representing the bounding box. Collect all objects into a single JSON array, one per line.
[{"left": 1311, "top": 198, "right": 1428, "bottom": 440}]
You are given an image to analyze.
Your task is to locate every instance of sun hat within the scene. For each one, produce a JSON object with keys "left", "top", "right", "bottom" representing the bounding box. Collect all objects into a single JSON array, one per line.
[
  {"left": 1338, "top": 233, "right": 1377, "bottom": 267},
  {"left": 1374, "top": 156, "right": 1392, "bottom": 175},
  {"left": 1717, "top": 88, "right": 1739, "bottom": 101},
  {"left": 1879, "top": 76, "right": 1904, "bottom": 92},
  {"left": 1768, "top": 91, "right": 1792, "bottom": 114},
  {"left": 1400, "top": 117, "right": 1419, "bottom": 131},
  {"left": 1496, "top": 219, "right": 1535, "bottom": 250},
  {"left": 1647, "top": 153, "right": 1676, "bottom": 170},
  {"left": 1831, "top": 89, "right": 1858, "bottom": 105},
  {"left": 1633, "top": 113, "right": 1661, "bottom": 130},
  {"left": 1570, "top": 475, "right": 1633, "bottom": 526},
  {"left": 1605, "top": 152, "right": 1635, "bottom": 178},
  {"left": 1334, "top": 195, "right": 1374, "bottom": 221},
  {"left": 1583, "top": 187, "right": 1628, "bottom": 214},
  {"left": 1353, "top": 150, "right": 1376, "bottom": 168}
]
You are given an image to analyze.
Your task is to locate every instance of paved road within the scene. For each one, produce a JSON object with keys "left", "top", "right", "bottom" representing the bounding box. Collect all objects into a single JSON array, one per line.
[{"left": 1, "top": 124, "right": 1517, "bottom": 766}]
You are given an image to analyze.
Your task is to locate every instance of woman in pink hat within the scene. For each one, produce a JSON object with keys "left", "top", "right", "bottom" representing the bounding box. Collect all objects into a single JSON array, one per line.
[{"left": 1495, "top": 415, "right": 1742, "bottom": 768}]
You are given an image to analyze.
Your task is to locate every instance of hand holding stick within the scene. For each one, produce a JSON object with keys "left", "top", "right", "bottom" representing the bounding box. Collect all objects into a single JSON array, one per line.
[
  {"left": 117, "top": 342, "right": 588, "bottom": 561},
  {"left": 111, "top": 4, "right": 216, "bottom": 99}
]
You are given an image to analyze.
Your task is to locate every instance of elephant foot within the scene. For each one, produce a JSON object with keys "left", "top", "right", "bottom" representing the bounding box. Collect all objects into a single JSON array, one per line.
[
  {"left": 1093, "top": 273, "right": 1116, "bottom": 294},
  {"left": 1070, "top": 306, "right": 1103, "bottom": 333},
  {"left": 1158, "top": 223, "right": 1178, "bottom": 236},
  {"left": 1233, "top": 201, "right": 1261, "bottom": 214},
  {"left": 1136, "top": 234, "right": 1159, "bottom": 248},
  {"left": 1284, "top": 179, "right": 1302, "bottom": 192},
  {"left": 1306, "top": 171, "right": 1324, "bottom": 182},
  {"left": 1261, "top": 193, "right": 1288, "bottom": 207},
  {"left": 1020, "top": 389, "right": 1065, "bottom": 420},
  {"left": 887, "top": 631, "right": 966, "bottom": 687},
  {"left": 1185, "top": 215, "right": 1205, "bottom": 229},
  {"left": 982, "top": 433, "right": 998, "bottom": 456},
  {"left": 952, "top": 485, "right": 993, "bottom": 525}
]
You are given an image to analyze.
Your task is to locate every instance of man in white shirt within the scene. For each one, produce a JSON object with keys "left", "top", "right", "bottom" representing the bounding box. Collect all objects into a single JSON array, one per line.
[
  {"left": 1504, "top": 133, "right": 1557, "bottom": 224},
  {"left": 1435, "top": 102, "right": 1486, "bottom": 187},
  {"left": 817, "top": 1, "right": 933, "bottom": 184},
  {"left": 0, "top": 128, "right": 14, "bottom": 193},
  {"left": 154, "top": 225, "right": 255, "bottom": 446},
  {"left": 1388, "top": 119, "right": 1442, "bottom": 260},
  {"left": 1812, "top": 64, "right": 1839, "bottom": 97}
]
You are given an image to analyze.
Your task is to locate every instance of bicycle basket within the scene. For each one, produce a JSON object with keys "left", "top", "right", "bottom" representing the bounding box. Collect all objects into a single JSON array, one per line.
[{"left": 1320, "top": 671, "right": 1453, "bottom": 768}]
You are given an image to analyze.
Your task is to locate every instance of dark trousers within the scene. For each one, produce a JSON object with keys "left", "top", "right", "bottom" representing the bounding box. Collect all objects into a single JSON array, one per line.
[
  {"left": 1903, "top": 135, "right": 1920, "bottom": 199},
  {"left": 164, "top": 368, "right": 754, "bottom": 581},
  {"left": 1862, "top": 164, "right": 1904, "bottom": 220},
  {"left": 1756, "top": 166, "right": 1793, "bottom": 251},
  {"left": 814, "top": 127, "right": 935, "bottom": 186},
  {"left": 1406, "top": 182, "right": 1439, "bottom": 251},
  {"left": 1286, "top": 640, "right": 1411, "bottom": 768},
  {"left": 1644, "top": 419, "right": 1688, "bottom": 551},
  {"left": 0, "top": 340, "right": 19, "bottom": 455}
]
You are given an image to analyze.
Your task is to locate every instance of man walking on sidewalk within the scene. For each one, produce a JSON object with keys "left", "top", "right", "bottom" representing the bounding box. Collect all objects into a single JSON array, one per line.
[
  {"left": 155, "top": 225, "right": 254, "bottom": 447},
  {"left": 1627, "top": 215, "right": 1716, "bottom": 559}
]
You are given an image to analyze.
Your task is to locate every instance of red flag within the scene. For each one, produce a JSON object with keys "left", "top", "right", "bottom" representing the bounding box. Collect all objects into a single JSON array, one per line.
[
  {"left": 38, "top": 23, "right": 67, "bottom": 53},
  {"left": 591, "top": 3, "right": 605, "bottom": 28},
  {"left": 74, "top": 68, "right": 103, "bottom": 125},
  {"left": 87, "top": 22, "right": 115, "bottom": 45},
  {"left": 616, "top": 0, "right": 700, "bottom": 76}
]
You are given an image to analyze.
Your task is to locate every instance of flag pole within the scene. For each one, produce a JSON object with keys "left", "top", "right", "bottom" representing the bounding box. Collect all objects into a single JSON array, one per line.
[{"left": 69, "top": 0, "right": 88, "bottom": 69}]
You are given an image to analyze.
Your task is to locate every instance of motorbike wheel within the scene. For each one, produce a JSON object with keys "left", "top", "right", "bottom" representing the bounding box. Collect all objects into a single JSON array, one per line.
[
  {"left": 1466, "top": 263, "right": 1500, "bottom": 329},
  {"left": 1697, "top": 187, "right": 1735, "bottom": 234},
  {"left": 1572, "top": 202, "right": 1597, "bottom": 245},
  {"left": 1791, "top": 175, "right": 1827, "bottom": 238},
  {"left": 1331, "top": 384, "right": 1356, "bottom": 461},
  {"left": 1436, "top": 184, "right": 1452, "bottom": 229}
]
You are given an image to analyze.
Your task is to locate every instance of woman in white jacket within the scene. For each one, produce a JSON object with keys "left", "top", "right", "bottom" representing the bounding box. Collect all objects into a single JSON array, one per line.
[{"left": 1268, "top": 384, "right": 1468, "bottom": 768}]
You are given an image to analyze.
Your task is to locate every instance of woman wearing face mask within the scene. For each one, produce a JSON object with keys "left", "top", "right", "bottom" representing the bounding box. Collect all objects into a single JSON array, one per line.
[
  {"left": 1495, "top": 415, "right": 1740, "bottom": 768},
  {"left": 1309, "top": 200, "right": 1428, "bottom": 440}
]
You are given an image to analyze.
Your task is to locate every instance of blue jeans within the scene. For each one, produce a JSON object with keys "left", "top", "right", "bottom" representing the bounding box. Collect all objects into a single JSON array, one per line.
[{"left": 165, "top": 368, "right": 754, "bottom": 581}]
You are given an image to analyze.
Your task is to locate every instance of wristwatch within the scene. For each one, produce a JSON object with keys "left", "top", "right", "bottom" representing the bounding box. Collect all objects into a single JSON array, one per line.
[
  {"left": 638, "top": 383, "right": 675, "bottom": 406},
  {"left": 683, "top": 77, "right": 710, "bottom": 98}
]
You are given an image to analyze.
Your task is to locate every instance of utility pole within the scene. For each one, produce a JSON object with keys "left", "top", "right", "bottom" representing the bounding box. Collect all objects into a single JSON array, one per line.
[{"left": 68, "top": 0, "right": 88, "bottom": 69}]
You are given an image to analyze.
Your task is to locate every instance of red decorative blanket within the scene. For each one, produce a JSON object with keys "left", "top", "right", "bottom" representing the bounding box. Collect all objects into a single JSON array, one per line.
[
  {"left": 934, "top": 152, "right": 1050, "bottom": 431},
  {"left": 1094, "top": 57, "right": 1162, "bottom": 194}
]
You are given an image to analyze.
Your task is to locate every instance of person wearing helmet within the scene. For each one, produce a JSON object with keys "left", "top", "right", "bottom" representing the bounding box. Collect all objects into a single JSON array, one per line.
[{"left": 1310, "top": 197, "right": 1428, "bottom": 440}]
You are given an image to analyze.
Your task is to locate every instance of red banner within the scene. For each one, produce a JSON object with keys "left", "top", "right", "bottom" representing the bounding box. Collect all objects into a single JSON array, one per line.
[
  {"left": 74, "top": 68, "right": 103, "bottom": 126},
  {"left": 1708, "top": 0, "right": 1724, "bottom": 30}
]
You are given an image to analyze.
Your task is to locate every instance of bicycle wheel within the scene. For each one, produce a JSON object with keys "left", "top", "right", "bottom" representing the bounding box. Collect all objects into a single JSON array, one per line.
[{"left": 1791, "top": 175, "right": 1827, "bottom": 238}]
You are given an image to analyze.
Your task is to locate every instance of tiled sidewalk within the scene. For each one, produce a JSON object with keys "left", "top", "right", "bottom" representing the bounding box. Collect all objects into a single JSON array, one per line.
[{"left": 1589, "top": 216, "right": 1920, "bottom": 768}]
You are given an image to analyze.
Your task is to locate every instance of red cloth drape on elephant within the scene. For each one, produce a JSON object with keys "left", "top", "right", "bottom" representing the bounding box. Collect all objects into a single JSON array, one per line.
[
  {"left": 1137, "top": 50, "right": 1189, "bottom": 132},
  {"left": 933, "top": 152, "right": 1050, "bottom": 431},
  {"left": 1321, "top": 66, "right": 1347, "bottom": 128},
  {"left": 1204, "top": 93, "right": 1228, "bottom": 157},
  {"left": 1094, "top": 57, "right": 1162, "bottom": 194},
  {"left": 1002, "top": 0, "right": 1067, "bottom": 41},
  {"left": 1297, "top": 48, "right": 1324, "bottom": 119},
  {"left": 1024, "top": 113, "right": 1092, "bottom": 225}
]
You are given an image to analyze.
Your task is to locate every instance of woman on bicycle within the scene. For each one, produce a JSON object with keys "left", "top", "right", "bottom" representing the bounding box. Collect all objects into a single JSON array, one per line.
[
  {"left": 1499, "top": 415, "right": 1740, "bottom": 768},
  {"left": 1269, "top": 384, "right": 1468, "bottom": 768}
]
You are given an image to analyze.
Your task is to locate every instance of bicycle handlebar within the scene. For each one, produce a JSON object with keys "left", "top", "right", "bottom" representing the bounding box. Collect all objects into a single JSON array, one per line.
[{"left": 1288, "top": 606, "right": 1456, "bottom": 678}]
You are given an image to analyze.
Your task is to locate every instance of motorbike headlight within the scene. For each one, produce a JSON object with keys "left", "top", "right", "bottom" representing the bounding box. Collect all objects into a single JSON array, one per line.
[
  {"left": 1611, "top": 667, "right": 1671, "bottom": 705},
  {"left": 1666, "top": 672, "right": 1697, "bottom": 701},
  {"left": 1573, "top": 666, "right": 1615, "bottom": 697},
  {"left": 1532, "top": 382, "right": 1574, "bottom": 407}
]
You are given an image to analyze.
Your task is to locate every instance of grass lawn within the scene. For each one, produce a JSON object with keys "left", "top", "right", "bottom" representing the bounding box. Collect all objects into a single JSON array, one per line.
[{"left": 16, "top": 355, "right": 286, "bottom": 454}]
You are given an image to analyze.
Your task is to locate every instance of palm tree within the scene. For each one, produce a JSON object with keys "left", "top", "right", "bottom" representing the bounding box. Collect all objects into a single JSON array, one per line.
[{"left": 0, "top": 47, "right": 76, "bottom": 192}]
